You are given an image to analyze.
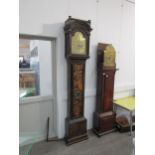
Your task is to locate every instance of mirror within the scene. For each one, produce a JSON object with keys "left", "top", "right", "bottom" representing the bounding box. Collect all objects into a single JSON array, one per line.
[{"left": 19, "top": 37, "right": 53, "bottom": 98}]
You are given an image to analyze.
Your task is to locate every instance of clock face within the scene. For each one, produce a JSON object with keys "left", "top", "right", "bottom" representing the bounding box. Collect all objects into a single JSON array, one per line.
[
  {"left": 71, "top": 32, "right": 86, "bottom": 55},
  {"left": 103, "top": 44, "right": 116, "bottom": 67}
]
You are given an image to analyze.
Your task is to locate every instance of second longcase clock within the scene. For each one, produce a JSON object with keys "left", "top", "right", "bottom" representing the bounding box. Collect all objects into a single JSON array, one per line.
[
  {"left": 93, "top": 43, "right": 117, "bottom": 136},
  {"left": 64, "top": 16, "right": 92, "bottom": 145}
]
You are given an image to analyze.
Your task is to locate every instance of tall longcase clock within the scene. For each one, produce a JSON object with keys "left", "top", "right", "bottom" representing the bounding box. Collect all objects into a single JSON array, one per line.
[
  {"left": 64, "top": 16, "right": 92, "bottom": 145},
  {"left": 93, "top": 43, "right": 117, "bottom": 136}
]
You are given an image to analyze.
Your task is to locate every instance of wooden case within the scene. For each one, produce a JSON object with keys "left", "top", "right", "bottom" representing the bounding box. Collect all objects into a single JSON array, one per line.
[
  {"left": 93, "top": 43, "right": 117, "bottom": 136},
  {"left": 64, "top": 16, "right": 92, "bottom": 145}
]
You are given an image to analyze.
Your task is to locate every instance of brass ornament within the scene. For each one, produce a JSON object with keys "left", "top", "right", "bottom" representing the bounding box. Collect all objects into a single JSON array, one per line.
[
  {"left": 103, "top": 44, "right": 116, "bottom": 67},
  {"left": 71, "top": 32, "right": 86, "bottom": 55}
]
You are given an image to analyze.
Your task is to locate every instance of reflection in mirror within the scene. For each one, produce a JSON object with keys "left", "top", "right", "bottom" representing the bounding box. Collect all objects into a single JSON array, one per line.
[{"left": 19, "top": 38, "right": 52, "bottom": 98}]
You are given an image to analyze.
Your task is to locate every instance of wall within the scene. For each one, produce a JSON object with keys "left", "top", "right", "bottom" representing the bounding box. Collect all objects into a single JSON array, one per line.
[
  {"left": 19, "top": 0, "right": 135, "bottom": 141},
  {"left": 19, "top": 96, "right": 55, "bottom": 146},
  {"left": 38, "top": 40, "right": 53, "bottom": 96}
]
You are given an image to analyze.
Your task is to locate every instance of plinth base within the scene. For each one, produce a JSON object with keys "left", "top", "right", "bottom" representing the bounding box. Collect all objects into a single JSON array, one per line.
[
  {"left": 65, "top": 117, "right": 88, "bottom": 145},
  {"left": 93, "top": 128, "right": 116, "bottom": 137},
  {"left": 93, "top": 111, "right": 116, "bottom": 136}
]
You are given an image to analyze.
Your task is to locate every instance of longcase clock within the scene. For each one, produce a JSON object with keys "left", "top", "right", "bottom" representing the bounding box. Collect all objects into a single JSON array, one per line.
[
  {"left": 64, "top": 16, "right": 92, "bottom": 145},
  {"left": 93, "top": 43, "right": 117, "bottom": 136}
]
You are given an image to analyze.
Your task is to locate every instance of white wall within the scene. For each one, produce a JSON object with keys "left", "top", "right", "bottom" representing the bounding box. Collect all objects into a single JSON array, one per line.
[
  {"left": 38, "top": 40, "right": 52, "bottom": 96},
  {"left": 19, "top": 0, "right": 135, "bottom": 140},
  {"left": 19, "top": 97, "right": 55, "bottom": 146}
]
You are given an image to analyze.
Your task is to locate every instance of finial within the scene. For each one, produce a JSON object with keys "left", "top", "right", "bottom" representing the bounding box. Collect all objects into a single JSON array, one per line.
[{"left": 88, "top": 20, "right": 91, "bottom": 23}]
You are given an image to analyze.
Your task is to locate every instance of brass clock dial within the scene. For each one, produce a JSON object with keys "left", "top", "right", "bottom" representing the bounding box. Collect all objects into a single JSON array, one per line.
[
  {"left": 103, "top": 44, "right": 116, "bottom": 67},
  {"left": 71, "top": 32, "right": 86, "bottom": 55}
]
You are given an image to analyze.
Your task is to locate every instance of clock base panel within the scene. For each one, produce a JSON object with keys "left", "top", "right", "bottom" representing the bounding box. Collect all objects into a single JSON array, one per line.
[
  {"left": 93, "top": 128, "right": 116, "bottom": 137},
  {"left": 65, "top": 117, "right": 88, "bottom": 145},
  {"left": 93, "top": 111, "right": 116, "bottom": 136},
  {"left": 65, "top": 134, "right": 88, "bottom": 145}
]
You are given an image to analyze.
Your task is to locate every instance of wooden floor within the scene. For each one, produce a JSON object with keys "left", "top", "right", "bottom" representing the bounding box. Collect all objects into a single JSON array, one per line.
[{"left": 20, "top": 131, "right": 134, "bottom": 155}]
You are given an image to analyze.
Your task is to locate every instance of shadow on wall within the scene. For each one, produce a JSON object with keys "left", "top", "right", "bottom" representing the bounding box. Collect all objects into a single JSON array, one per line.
[
  {"left": 41, "top": 23, "right": 68, "bottom": 138},
  {"left": 41, "top": 23, "right": 67, "bottom": 67}
]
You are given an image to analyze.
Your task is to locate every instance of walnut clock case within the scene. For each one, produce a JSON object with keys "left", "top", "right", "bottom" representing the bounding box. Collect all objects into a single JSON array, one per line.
[
  {"left": 64, "top": 16, "right": 92, "bottom": 145},
  {"left": 93, "top": 43, "right": 117, "bottom": 136}
]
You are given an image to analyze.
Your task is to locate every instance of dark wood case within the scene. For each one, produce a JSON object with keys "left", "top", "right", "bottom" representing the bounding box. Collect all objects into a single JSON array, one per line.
[
  {"left": 93, "top": 43, "right": 117, "bottom": 136},
  {"left": 64, "top": 16, "right": 92, "bottom": 145}
]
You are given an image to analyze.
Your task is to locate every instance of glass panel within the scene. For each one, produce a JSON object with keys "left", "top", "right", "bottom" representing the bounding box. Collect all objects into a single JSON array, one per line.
[{"left": 19, "top": 39, "right": 52, "bottom": 98}]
